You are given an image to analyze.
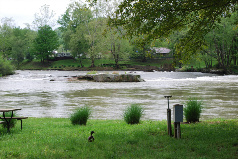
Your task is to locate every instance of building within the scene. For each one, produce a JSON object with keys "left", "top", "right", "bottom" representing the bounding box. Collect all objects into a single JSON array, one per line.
[{"left": 151, "top": 47, "right": 171, "bottom": 57}]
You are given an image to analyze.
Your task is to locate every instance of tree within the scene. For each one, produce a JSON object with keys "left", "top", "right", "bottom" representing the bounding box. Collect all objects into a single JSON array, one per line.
[
  {"left": 33, "top": 4, "right": 56, "bottom": 30},
  {"left": 84, "top": 18, "right": 105, "bottom": 67},
  {"left": 11, "top": 28, "right": 27, "bottom": 66},
  {"left": 130, "top": 34, "right": 152, "bottom": 62},
  {"left": 100, "top": 0, "right": 133, "bottom": 68},
  {"left": 58, "top": 2, "right": 94, "bottom": 55},
  {"left": 203, "top": 12, "right": 238, "bottom": 72},
  {"left": 34, "top": 25, "right": 59, "bottom": 62},
  {"left": 63, "top": 1, "right": 106, "bottom": 67},
  {"left": 0, "top": 18, "right": 14, "bottom": 59},
  {"left": 104, "top": 25, "right": 132, "bottom": 68},
  {"left": 110, "top": 0, "right": 238, "bottom": 63}
]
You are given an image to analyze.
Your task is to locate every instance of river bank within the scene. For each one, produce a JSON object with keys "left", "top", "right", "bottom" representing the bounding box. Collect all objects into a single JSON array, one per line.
[
  {"left": 0, "top": 118, "right": 237, "bottom": 159},
  {"left": 17, "top": 59, "right": 237, "bottom": 75}
]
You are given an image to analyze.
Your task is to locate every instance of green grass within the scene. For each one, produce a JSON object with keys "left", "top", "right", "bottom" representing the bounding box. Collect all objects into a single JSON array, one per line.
[
  {"left": 18, "top": 60, "right": 51, "bottom": 70},
  {"left": 0, "top": 118, "right": 237, "bottom": 159},
  {"left": 18, "top": 58, "right": 175, "bottom": 70}
]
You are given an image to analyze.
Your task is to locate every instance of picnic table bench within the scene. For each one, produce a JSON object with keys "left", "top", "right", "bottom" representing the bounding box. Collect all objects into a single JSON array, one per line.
[
  {"left": 0, "top": 108, "right": 28, "bottom": 133},
  {"left": 0, "top": 117, "right": 28, "bottom": 130},
  {"left": 0, "top": 121, "right": 5, "bottom": 124}
]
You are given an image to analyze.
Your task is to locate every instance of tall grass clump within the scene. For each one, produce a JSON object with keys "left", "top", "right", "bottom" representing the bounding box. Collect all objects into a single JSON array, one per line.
[
  {"left": 1, "top": 112, "right": 17, "bottom": 128},
  {"left": 70, "top": 106, "right": 91, "bottom": 125},
  {"left": 184, "top": 98, "right": 203, "bottom": 123},
  {"left": 123, "top": 104, "right": 144, "bottom": 124}
]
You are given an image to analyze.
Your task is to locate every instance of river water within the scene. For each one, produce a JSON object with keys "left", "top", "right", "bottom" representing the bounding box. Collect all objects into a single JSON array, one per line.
[{"left": 0, "top": 70, "right": 237, "bottom": 120}]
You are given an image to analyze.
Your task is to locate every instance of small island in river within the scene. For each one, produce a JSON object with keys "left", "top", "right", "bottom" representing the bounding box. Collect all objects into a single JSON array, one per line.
[{"left": 75, "top": 73, "right": 144, "bottom": 82}]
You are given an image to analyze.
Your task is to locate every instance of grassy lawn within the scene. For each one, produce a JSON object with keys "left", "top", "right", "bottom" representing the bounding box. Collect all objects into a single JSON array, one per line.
[
  {"left": 0, "top": 118, "right": 237, "bottom": 159},
  {"left": 18, "top": 58, "right": 176, "bottom": 70}
]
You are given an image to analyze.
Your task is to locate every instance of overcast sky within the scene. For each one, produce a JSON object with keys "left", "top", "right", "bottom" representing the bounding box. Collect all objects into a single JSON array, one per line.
[{"left": 0, "top": 0, "right": 75, "bottom": 28}]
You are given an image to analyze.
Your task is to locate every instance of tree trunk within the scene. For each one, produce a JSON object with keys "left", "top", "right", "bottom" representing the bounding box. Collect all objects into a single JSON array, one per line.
[{"left": 90, "top": 56, "right": 95, "bottom": 67}]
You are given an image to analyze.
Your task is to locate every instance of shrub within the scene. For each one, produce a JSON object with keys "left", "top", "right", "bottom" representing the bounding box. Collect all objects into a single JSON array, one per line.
[
  {"left": 70, "top": 106, "right": 91, "bottom": 125},
  {"left": 0, "top": 58, "right": 14, "bottom": 76},
  {"left": 1, "top": 112, "right": 17, "bottom": 128},
  {"left": 184, "top": 98, "right": 203, "bottom": 123},
  {"left": 123, "top": 104, "right": 144, "bottom": 124}
]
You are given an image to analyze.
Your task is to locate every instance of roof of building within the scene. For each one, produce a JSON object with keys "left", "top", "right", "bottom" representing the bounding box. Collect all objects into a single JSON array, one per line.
[{"left": 151, "top": 47, "right": 171, "bottom": 54}]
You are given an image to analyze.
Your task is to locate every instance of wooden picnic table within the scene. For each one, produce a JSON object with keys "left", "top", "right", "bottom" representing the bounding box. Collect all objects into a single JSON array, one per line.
[{"left": 0, "top": 108, "right": 23, "bottom": 133}]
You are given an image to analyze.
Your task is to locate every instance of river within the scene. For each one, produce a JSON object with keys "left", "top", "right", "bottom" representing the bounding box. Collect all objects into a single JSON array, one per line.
[{"left": 0, "top": 70, "right": 237, "bottom": 120}]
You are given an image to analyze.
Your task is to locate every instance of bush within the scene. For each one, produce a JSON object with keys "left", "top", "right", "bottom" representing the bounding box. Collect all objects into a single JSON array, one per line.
[
  {"left": 70, "top": 106, "right": 91, "bottom": 125},
  {"left": 1, "top": 112, "right": 17, "bottom": 128},
  {"left": 123, "top": 104, "right": 144, "bottom": 124},
  {"left": 0, "top": 58, "right": 14, "bottom": 76},
  {"left": 184, "top": 98, "right": 203, "bottom": 123}
]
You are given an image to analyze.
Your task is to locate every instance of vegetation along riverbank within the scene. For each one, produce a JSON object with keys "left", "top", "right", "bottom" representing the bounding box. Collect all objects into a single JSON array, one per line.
[
  {"left": 0, "top": 118, "right": 237, "bottom": 159},
  {"left": 15, "top": 58, "right": 238, "bottom": 75}
]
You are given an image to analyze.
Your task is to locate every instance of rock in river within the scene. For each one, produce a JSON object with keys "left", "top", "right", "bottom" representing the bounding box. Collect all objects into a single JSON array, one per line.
[{"left": 77, "top": 74, "right": 144, "bottom": 82}]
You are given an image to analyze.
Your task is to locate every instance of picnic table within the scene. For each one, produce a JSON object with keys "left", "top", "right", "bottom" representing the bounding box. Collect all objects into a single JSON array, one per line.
[{"left": 0, "top": 108, "right": 28, "bottom": 133}]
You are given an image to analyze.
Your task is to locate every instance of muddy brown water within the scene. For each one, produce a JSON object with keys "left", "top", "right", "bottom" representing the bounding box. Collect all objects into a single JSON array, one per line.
[{"left": 0, "top": 70, "right": 237, "bottom": 120}]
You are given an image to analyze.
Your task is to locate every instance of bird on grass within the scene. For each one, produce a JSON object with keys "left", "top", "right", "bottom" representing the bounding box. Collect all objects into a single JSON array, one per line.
[{"left": 88, "top": 131, "right": 95, "bottom": 142}]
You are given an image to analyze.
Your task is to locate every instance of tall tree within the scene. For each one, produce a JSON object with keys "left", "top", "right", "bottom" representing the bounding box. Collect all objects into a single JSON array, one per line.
[
  {"left": 10, "top": 28, "right": 36, "bottom": 66},
  {"left": 130, "top": 34, "right": 152, "bottom": 62},
  {"left": 110, "top": 0, "right": 238, "bottom": 63},
  {"left": 34, "top": 25, "right": 59, "bottom": 62},
  {"left": 203, "top": 12, "right": 238, "bottom": 72},
  {"left": 99, "top": 0, "right": 132, "bottom": 68},
  {"left": 33, "top": 4, "right": 56, "bottom": 30},
  {"left": 104, "top": 26, "right": 132, "bottom": 68},
  {"left": 0, "top": 18, "right": 14, "bottom": 59}
]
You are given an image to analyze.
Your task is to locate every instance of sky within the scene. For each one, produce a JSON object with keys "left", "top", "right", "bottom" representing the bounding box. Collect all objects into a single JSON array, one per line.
[{"left": 0, "top": 0, "right": 76, "bottom": 28}]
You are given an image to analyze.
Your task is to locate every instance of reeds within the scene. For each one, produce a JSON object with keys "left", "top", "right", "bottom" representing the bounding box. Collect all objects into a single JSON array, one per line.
[
  {"left": 184, "top": 98, "right": 203, "bottom": 122},
  {"left": 123, "top": 104, "right": 144, "bottom": 124},
  {"left": 70, "top": 106, "right": 91, "bottom": 125}
]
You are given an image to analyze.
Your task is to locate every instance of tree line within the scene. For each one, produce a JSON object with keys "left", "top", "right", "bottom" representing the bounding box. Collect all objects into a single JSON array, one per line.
[{"left": 0, "top": 0, "right": 238, "bottom": 75}]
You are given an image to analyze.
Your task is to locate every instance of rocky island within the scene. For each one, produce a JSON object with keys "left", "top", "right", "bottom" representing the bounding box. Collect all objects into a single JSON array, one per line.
[{"left": 76, "top": 73, "right": 144, "bottom": 82}]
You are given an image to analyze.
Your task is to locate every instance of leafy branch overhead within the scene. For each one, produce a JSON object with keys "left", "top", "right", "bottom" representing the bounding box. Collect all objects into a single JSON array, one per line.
[{"left": 109, "top": 0, "right": 238, "bottom": 63}]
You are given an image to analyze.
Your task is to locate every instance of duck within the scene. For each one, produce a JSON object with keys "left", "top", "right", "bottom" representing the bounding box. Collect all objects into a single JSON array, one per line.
[{"left": 88, "top": 131, "right": 95, "bottom": 142}]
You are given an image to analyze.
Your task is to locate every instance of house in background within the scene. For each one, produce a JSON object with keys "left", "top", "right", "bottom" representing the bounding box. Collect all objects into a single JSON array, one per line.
[
  {"left": 52, "top": 50, "right": 73, "bottom": 60},
  {"left": 150, "top": 47, "right": 171, "bottom": 58}
]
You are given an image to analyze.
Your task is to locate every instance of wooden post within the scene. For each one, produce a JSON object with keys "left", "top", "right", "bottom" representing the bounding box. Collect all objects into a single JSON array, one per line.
[
  {"left": 174, "top": 122, "right": 181, "bottom": 139},
  {"left": 177, "top": 122, "right": 181, "bottom": 139},
  {"left": 167, "top": 109, "right": 172, "bottom": 136},
  {"left": 164, "top": 95, "right": 172, "bottom": 137},
  {"left": 174, "top": 122, "right": 177, "bottom": 138}
]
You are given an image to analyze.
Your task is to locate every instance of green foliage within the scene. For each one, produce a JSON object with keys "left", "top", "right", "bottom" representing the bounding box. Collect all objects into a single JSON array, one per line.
[
  {"left": 34, "top": 25, "right": 59, "bottom": 63},
  {"left": 203, "top": 12, "right": 238, "bottom": 71},
  {"left": 1, "top": 112, "right": 17, "bottom": 129},
  {"left": 0, "top": 21, "right": 13, "bottom": 59},
  {"left": 70, "top": 106, "right": 91, "bottom": 125},
  {"left": 184, "top": 98, "right": 203, "bottom": 123},
  {"left": 123, "top": 104, "right": 144, "bottom": 124},
  {"left": 0, "top": 57, "right": 14, "bottom": 76},
  {"left": 111, "top": 0, "right": 238, "bottom": 63},
  {"left": 10, "top": 28, "right": 36, "bottom": 66}
]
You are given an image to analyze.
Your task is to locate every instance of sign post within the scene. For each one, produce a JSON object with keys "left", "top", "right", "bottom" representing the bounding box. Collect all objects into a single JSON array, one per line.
[{"left": 164, "top": 95, "right": 172, "bottom": 136}]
